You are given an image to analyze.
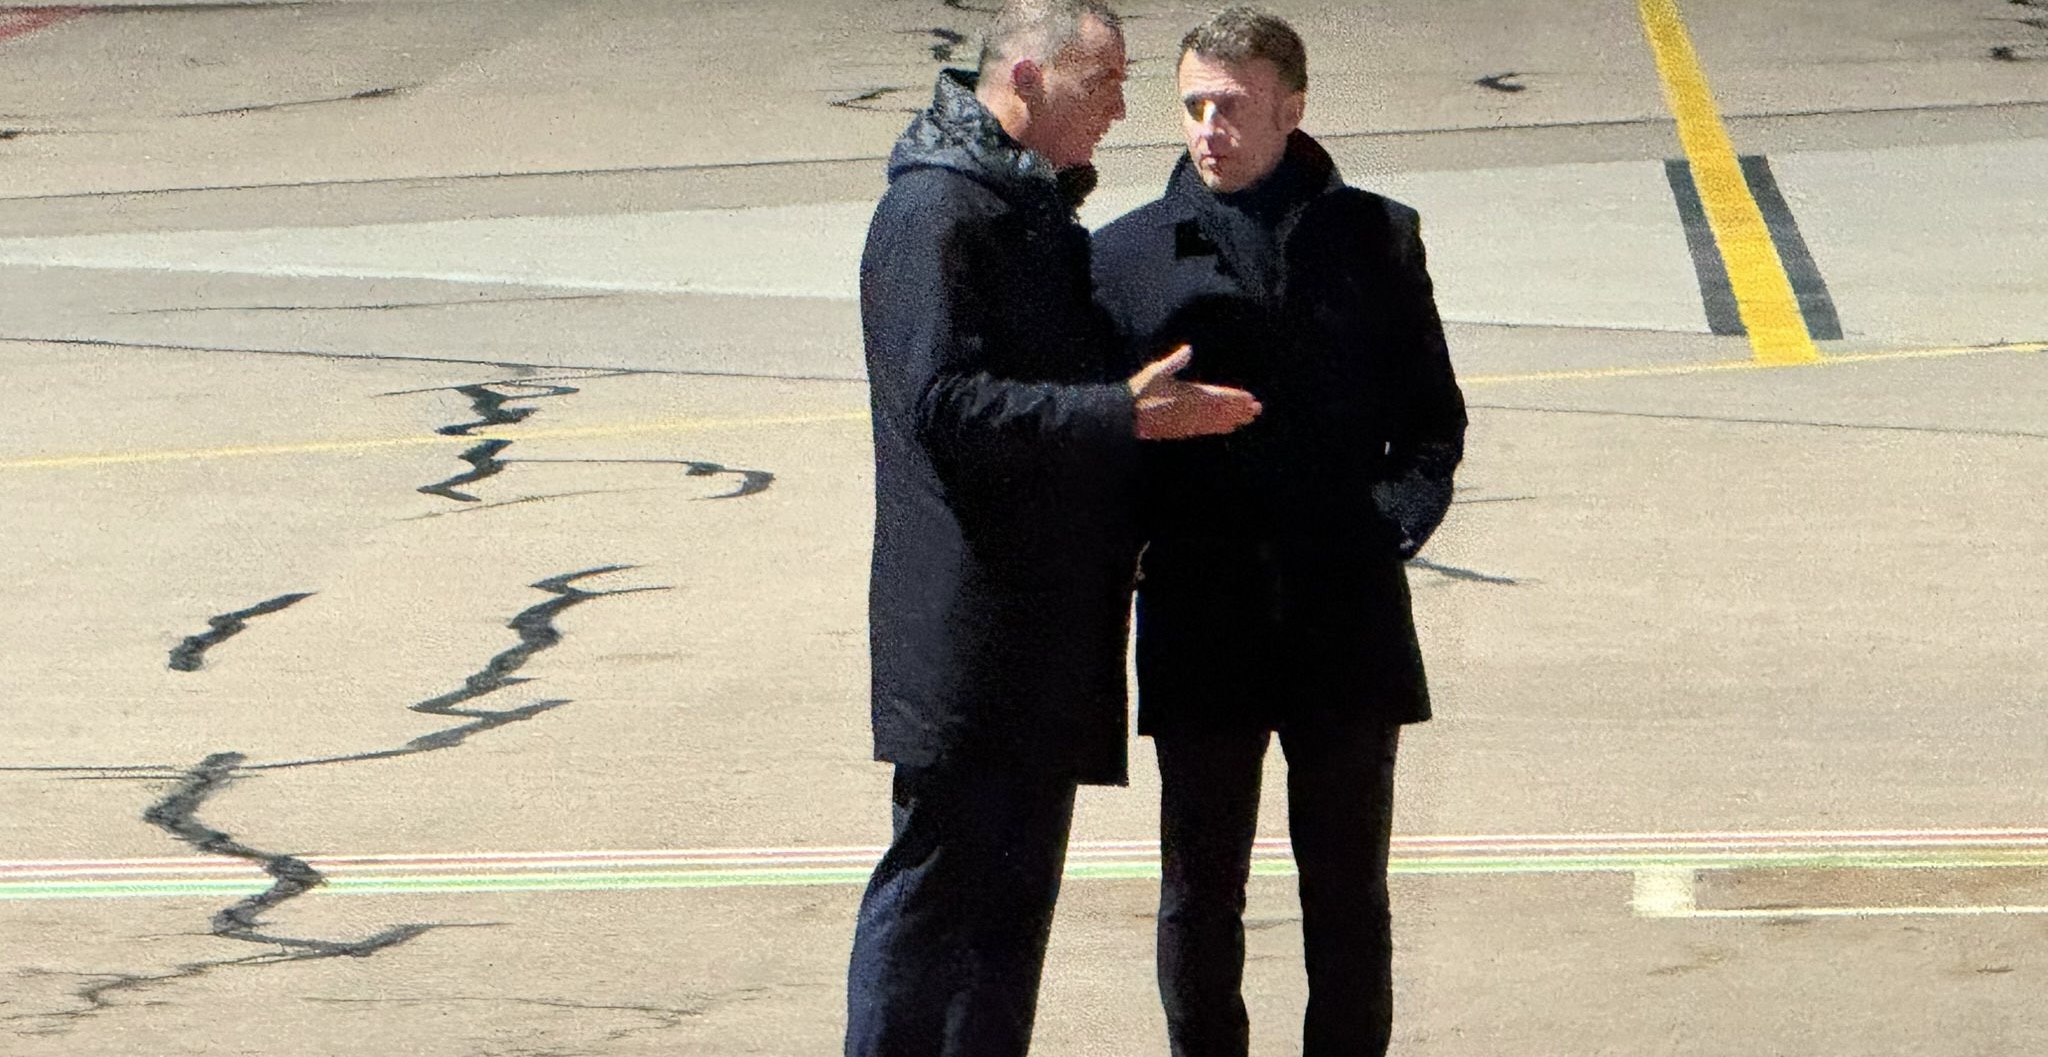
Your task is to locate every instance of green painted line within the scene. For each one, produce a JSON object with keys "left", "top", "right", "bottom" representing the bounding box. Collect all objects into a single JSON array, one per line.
[{"left": 9, "top": 848, "right": 2048, "bottom": 902}]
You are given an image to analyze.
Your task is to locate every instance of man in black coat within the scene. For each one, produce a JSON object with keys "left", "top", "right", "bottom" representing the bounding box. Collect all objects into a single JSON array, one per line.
[
  {"left": 847, "top": 3, "right": 1262, "bottom": 1055},
  {"left": 1089, "top": 8, "right": 1467, "bottom": 1057}
]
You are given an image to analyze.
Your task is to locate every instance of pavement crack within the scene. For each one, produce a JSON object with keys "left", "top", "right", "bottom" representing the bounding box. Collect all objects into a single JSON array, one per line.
[
  {"left": 121, "top": 294, "right": 612, "bottom": 315},
  {"left": 1, "top": 335, "right": 870, "bottom": 384},
  {"left": 5, "top": 754, "right": 441, "bottom": 1033},
  {"left": 903, "top": 27, "right": 968, "bottom": 61},
  {"left": 406, "top": 379, "right": 775, "bottom": 503},
  {"left": 142, "top": 753, "right": 436, "bottom": 955},
  {"left": 304, "top": 994, "right": 702, "bottom": 1045},
  {"left": 416, "top": 382, "right": 579, "bottom": 502},
  {"left": 190, "top": 85, "right": 406, "bottom": 118},
  {"left": 247, "top": 566, "right": 667, "bottom": 771},
  {"left": 509, "top": 458, "right": 775, "bottom": 500},
  {"left": 1408, "top": 557, "right": 1521, "bottom": 586},
  {"left": 421, "top": 438, "right": 515, "bottom": 503},
  {"left": 167, "top": 592, "right": 314, "bottom": 672},
  {"left": 1469, "top": 401, "right": 2048, "bottom": 442},
  {"left": 829, "top": 86, "right": 912, "bottom": 112},
  {"left": 436, "top": 382, "right": 582, "bottom": 438},
  {"left": 399, "top": 489, "right": 638, "bottom": 521}
]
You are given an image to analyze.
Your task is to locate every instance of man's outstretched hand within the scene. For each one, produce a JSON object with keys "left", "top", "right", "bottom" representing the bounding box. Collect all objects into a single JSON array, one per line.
[{"left": 1127, "top": 345, "right": 1261, "bottom": 440}]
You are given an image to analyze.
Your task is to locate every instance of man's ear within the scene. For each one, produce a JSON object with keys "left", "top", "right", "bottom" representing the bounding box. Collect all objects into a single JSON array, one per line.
[{"left": 1010, "top": 58, "right": 1045, "bottom": 99}]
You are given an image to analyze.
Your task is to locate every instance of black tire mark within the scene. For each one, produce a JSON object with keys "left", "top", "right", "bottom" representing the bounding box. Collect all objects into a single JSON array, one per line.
[
  {"left": 1475, "top": 72, "right": 1528, "bottom": 93},
  {"left": 167, "top": 592, "right": 314, "bottom": 672}
]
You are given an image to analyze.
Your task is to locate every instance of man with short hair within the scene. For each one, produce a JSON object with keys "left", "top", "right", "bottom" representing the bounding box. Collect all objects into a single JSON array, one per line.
[
  {"left": 847, "top": 3, "right": 1262, "bottom": 1055},
  {"left": 1091, "top": 8, "right": 1467, "bottom": 1056}
]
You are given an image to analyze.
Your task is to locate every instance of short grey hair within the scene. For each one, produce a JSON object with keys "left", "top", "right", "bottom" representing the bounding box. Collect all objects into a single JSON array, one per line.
[
  {"left": 977, "top": 0, "right": 1122, "bottom": 74},
  {"left": 1180, "top": 6, "right": 1307, "bottom": 93}
]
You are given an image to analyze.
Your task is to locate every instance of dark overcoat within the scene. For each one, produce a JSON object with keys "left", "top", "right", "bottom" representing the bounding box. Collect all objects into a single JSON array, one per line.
[
  {"left": 1090, "top": 132, "right": 1467, "bottom": 735},
  {"left": 861, "top": 70, "right": 1140, "bottom": 785}
]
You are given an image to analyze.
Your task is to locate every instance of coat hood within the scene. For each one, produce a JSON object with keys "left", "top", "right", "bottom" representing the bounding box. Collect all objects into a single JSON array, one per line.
[{"left": 888, "top": 69, "right": 1098, "bottom": 215}]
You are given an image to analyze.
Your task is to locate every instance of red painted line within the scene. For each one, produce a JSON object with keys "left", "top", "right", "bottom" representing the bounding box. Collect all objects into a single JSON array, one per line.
[
  {"left": 0, "top": 6, "right": 85, "bottom": 45},
  {"left": 12, "top": 830, "right": 2048, "bottom": 880}
]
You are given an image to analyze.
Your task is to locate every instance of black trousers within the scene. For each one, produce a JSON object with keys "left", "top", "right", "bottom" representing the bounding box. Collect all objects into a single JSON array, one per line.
[
  {"left": 1154, "top": 721, "right": 1400, "bottom": 1057},
  {"left": 845, "top": 760, "right": 1078, "bottom": 1057}
]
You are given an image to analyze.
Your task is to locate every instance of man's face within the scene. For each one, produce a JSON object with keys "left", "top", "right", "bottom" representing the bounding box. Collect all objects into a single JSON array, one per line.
[
  {"left": 1178, "top": 51, "right": 1303, "bottom": 193},
  {"left": 1028, "top": 16, "right": 1128, "bottom": 168}
]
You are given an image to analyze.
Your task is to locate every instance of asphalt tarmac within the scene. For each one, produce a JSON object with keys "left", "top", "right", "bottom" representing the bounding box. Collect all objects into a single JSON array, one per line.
[{"left": 2, "top": 1, "right": 2044, "bottom": 1054}]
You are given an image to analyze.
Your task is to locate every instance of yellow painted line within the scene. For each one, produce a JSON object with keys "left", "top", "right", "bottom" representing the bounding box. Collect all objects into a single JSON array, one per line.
[
  {"left": 1638, "top": 0, "right": 1817, "bottom": 365},
  {"left": 1462, "top": 340, "right": 2047, "bottom": 387},
  {"left": 2, "top": 340, "right": 2041, "bottom": 472},
  {"left": 0, "top": 410, "right": 870, "bottom": 472}
]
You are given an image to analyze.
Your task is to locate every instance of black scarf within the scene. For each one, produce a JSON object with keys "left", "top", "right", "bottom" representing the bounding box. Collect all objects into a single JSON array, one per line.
[{"left": 1166, "top": 131, "right": 1340, "bottom": 307}]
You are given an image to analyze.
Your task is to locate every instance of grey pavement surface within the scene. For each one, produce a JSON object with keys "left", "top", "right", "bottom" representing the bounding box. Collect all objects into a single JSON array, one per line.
[{"left": 2, "top": 1, "right": 2045, "bottom": 1054}]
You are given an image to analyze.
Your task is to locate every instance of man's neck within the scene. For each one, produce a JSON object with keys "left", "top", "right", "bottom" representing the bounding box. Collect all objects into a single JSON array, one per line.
[{"left": 976, "top": 84, "right": 1031, "bottom": 149}]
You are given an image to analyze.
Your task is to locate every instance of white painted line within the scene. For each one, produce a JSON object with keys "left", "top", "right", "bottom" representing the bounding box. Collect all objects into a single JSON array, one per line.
[
  {"left": 1671, "top": 905, "right": 2048, "bottom": 919},
  {"left": 1631, "top": 868, "right": 1699, "bottom": 917}
]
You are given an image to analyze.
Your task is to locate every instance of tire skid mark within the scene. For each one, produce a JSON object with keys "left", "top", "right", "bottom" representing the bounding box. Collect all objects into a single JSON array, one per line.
[{"left": 167, "top": 592, "right": 314, "bottom": 672}]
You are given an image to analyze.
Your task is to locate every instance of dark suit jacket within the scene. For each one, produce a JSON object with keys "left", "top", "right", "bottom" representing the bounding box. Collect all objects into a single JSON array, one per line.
[
  {"left": 862, "top": 70, "right": 1140, "bottom": 784},
  {"left": 1091, "top": 132, "right": 1466, "bottom": 734}
]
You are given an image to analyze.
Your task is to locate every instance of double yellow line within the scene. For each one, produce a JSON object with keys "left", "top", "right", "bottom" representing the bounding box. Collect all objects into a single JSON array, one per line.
[{"left": 1639, "top": 0, "right": 1818, "bottom": 365}]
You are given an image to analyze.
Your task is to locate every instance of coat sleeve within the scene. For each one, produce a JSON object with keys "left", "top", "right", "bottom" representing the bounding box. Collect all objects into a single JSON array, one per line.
[
  {"left": 1372, "top": 202, "right": 1468, "bottom": 558},
  {"left": 864, "top": 188, "right": 1136, "bottom": 493}
]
